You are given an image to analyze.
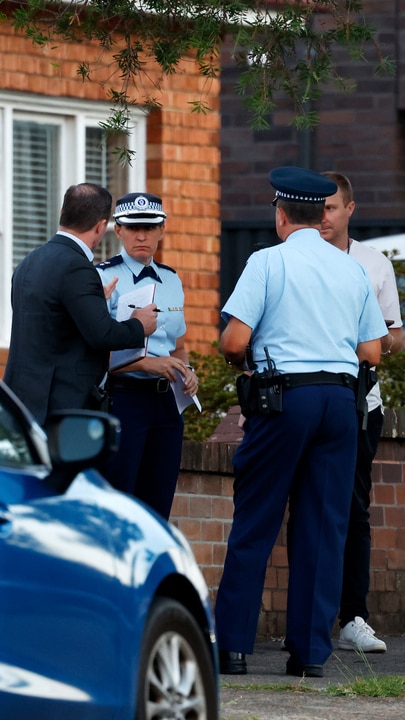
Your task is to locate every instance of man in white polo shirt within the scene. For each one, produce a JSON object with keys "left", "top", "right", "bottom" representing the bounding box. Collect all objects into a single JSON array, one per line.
[{"left": 322, "top": 171, "right": 404, "bottom": 653}]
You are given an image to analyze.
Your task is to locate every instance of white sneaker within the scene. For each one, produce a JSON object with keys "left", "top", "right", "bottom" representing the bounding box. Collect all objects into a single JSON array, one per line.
[{"left": 338, "top": 617, "right": 387, "bottom": 653}]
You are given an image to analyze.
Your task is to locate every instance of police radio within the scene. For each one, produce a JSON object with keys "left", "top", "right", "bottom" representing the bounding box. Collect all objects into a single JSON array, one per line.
[{"left": 237, "top": 346, "right": 283, "bottom": 418}]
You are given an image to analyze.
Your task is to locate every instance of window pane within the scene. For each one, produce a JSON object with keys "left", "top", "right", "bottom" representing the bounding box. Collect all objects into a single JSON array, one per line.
[
  {"left": 85, "top": 127, "right": 126, "bottom": 263},
  {"left": 13, "top": 121, "right": 60, "bottom": 268},
  {"left": 86, "top": 126, "right": 108, "bottom": 185}
]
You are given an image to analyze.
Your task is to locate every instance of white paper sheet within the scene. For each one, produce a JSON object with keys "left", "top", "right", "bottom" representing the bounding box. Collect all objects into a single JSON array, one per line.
[
  {"left": 110, "top": 284, "right": 156, "bottom": 371},
  {"left": 170, "top": 369, "right": 202, "bottom": 415}
]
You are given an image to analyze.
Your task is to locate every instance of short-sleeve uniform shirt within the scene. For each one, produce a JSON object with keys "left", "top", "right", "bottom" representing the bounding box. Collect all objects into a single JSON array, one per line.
[
  {"left": 222, "top": 229, "right": 387, "bottom": 377},
  {"left": 97, "top": 248, "right": 186, "bottom": 380}
]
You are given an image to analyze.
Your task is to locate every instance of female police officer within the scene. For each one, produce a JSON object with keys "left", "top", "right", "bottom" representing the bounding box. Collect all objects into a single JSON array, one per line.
[{"left": 97, "top": 193, "right": 198, "bottom": 520}]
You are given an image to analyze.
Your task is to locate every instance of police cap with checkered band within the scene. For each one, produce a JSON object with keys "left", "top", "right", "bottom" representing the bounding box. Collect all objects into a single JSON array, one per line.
[
  {"left": 270, "top": 167, "right": 337, "bottom": 206},
  {"left": 113, "top": 193, "right": 167, "bottom": 225}
]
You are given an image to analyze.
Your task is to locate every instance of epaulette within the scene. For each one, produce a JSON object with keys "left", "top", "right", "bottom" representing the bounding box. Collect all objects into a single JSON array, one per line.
[
  {"left": 155, "top": 260, "right": 177, "bottom": 274},
  {"left": 96, "top": 255, "right": 124, "bottom": 270}
]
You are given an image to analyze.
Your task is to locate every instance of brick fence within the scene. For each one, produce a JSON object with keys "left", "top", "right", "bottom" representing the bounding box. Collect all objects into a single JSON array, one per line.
[{"left": 172, "top": 406, "right": 405, "bottom": 639}]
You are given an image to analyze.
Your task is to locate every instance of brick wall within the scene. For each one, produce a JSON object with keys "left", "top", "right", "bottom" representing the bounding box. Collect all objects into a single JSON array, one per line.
[
  {"left": 220, "top": 0, "right": 405, "bottom": 224},
  {"left": 0, "top": 22, "right": 221, "bottom": 357},
  {"left": 172, "top": 407, "right": 405, "bottom": 638},
  {"left": 146, "top": 83, "right": 221, "bottom": 353}
]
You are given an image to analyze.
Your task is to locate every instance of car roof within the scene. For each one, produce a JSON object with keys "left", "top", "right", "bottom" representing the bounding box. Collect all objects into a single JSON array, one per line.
[{"left": 361, "top": 234, "right": 405, "bottom": 260}]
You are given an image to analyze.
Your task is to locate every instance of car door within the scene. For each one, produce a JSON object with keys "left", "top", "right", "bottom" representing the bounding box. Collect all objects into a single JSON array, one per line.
[{"left": 0, "top": 390, "right": 123, "bottom": 719}]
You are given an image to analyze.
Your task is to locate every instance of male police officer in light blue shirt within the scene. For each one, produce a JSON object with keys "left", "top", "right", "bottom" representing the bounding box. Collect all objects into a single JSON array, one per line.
[{"left": 215, "top": 167, "right": 387, "bottom": 678}]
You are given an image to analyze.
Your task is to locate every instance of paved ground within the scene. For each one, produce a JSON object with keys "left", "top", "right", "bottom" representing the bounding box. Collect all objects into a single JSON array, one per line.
[{"left": 219, "top": 635, "right": 405, "bottom": 719}]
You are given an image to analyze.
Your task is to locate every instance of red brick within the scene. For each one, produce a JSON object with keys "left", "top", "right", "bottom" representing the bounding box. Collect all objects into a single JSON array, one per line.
[
  {"left": 273, "top": 591, "right": 288, "bottom": 612},
  {"left": 381, "top": 463, "right": 403, "bottom": 484},
  {"left": 385, "top": 506, "right": 405, "bottom": 528},
  {"left": 201, "top": 521, "right": 224, "bottom": 542},
  {"left": 212, "top": 543, "right": 227, "bottom": 565},
  {"left": 176, "top": 519, "right": 201, "bottom": 541},
  {"left": 371, "top": 484, "right": 396, "bottom": 505},
  {"left": 261, "top": 590, "right": 273, "bottom": 612},
  {"left": 387, "top": 549, "right": 405, "bottom": 569},
  {"left": 189, "top": 496, "right": 212, "bottom": 519},
  {"left": 191, "top": 542, "right": 213, "bottom": 565},
  {"left": 270, "top": 546, "right": 288, "bottom": 568}
]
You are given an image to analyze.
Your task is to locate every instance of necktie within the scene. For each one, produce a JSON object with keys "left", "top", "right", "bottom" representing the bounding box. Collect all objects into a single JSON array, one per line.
[{"left": 133, "top": 265, "right": 161, "bottom": 284}]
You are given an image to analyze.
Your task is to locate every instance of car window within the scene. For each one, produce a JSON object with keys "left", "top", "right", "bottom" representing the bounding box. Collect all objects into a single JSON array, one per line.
[{"left": 0, "top": 399, "right": 37, "bottom": 467}]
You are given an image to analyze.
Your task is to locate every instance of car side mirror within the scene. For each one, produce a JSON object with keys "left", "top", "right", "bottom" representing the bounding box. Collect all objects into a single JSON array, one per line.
[{"left": 44, "top": 410, "right": 121, "bottom": 492}]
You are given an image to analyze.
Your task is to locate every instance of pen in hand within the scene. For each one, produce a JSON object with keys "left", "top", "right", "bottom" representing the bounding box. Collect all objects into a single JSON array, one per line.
[{"left": 128, "top": 304, "right": 163, "bottom": 311}]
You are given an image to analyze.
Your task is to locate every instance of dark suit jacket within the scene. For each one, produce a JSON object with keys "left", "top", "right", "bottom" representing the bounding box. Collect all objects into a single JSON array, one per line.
[{"left": 4, "top": 234, "right": 145, "bottom": 425}]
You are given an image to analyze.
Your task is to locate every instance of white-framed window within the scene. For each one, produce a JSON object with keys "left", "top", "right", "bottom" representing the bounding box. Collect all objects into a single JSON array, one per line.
[{"left": 0, "top": 91, "right": 146, "bottom": 347}]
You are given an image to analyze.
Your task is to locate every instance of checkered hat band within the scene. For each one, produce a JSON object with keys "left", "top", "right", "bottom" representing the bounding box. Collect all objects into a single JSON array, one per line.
[
  {"left": 276, "top": 190, "right": 325, "bottom": 203},
  {"left": 114, "top": 200, "right": 164, "bottom": 216}
]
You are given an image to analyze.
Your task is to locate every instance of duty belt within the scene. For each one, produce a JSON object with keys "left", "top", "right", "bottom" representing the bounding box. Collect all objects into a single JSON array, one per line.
[
  {"left": 108, "top": 376, "right": 170, "bottom": 393},
  {"left": 253, "top": 371, "right": 356, "bottom": 391},
  {"left": 281, "top": 371, "right": 357, "bottom": 391}
]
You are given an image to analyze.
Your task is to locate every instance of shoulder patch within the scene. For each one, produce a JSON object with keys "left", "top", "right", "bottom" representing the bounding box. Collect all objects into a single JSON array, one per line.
[
  {"left": 155, "top": 260, "right": 177, "bottom": 274},
  {"left": 96, "top": 255, "right": 124, "bottom": 270}
]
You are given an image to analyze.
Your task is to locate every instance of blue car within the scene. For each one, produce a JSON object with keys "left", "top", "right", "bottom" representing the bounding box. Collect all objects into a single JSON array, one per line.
[{"left": 0, "top": 380, "right": 218, "bottom": 719}]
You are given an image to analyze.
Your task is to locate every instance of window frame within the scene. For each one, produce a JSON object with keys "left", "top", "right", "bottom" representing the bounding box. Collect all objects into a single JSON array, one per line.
[{"left": 0, "top": 91, "right": 146, "bottom": 347}]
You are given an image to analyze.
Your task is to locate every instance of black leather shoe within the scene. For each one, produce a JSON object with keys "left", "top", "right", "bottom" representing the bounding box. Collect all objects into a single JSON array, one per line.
[
  {"left": 286, "top": 657, "right": 323, "bottom": 678},
  {"left": 219, "top": 650, "right": 247, "bottom": 675}
]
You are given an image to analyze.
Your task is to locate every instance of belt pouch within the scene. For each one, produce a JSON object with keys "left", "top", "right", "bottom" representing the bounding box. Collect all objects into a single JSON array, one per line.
[
  {"left": 236, "top": 373, "right": 258, "bottom": 418},
  {"left": 237, "top": 367, "right": 283, "bottom": 418},
  {"left": 256, "top": 372, "right": 283, "bottom": 415}
]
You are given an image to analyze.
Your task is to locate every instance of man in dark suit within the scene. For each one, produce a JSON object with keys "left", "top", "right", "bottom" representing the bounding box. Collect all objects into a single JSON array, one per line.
[{"left": 4, "top": 183, "right": 158, "bottom": 426}]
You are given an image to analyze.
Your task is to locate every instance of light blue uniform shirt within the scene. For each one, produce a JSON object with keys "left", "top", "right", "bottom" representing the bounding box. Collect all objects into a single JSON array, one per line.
[
  {"left": 97, "top": 248, "right": 186, "bottom": 379},
  {"left": 222, "top": 228, "right": 387, "bottom": 377}
]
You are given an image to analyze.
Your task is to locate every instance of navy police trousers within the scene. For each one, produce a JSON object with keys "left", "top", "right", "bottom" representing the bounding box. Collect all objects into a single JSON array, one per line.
[
  {"left": 104, "top": 382, "right": 184, "bottom": 520},
  {"left": 215, "top": 383, "right": 358, "bottom": 666}
]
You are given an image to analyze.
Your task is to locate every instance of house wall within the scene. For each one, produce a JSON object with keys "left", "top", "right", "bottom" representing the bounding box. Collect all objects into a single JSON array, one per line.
[
  {"left": 172, "top": 407, "right": 405, "bottom": 638},
  {"left": 220, "top": 0, "right": 405, "bottom": 226},
  {"left": 0, "top": 20, "right": 221, "bottom": 360}
]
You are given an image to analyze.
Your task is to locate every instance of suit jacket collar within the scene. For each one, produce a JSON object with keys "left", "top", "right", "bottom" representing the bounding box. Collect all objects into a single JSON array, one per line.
[{"left": 50, "top": 233, "right": 93, "bottom": 261}]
